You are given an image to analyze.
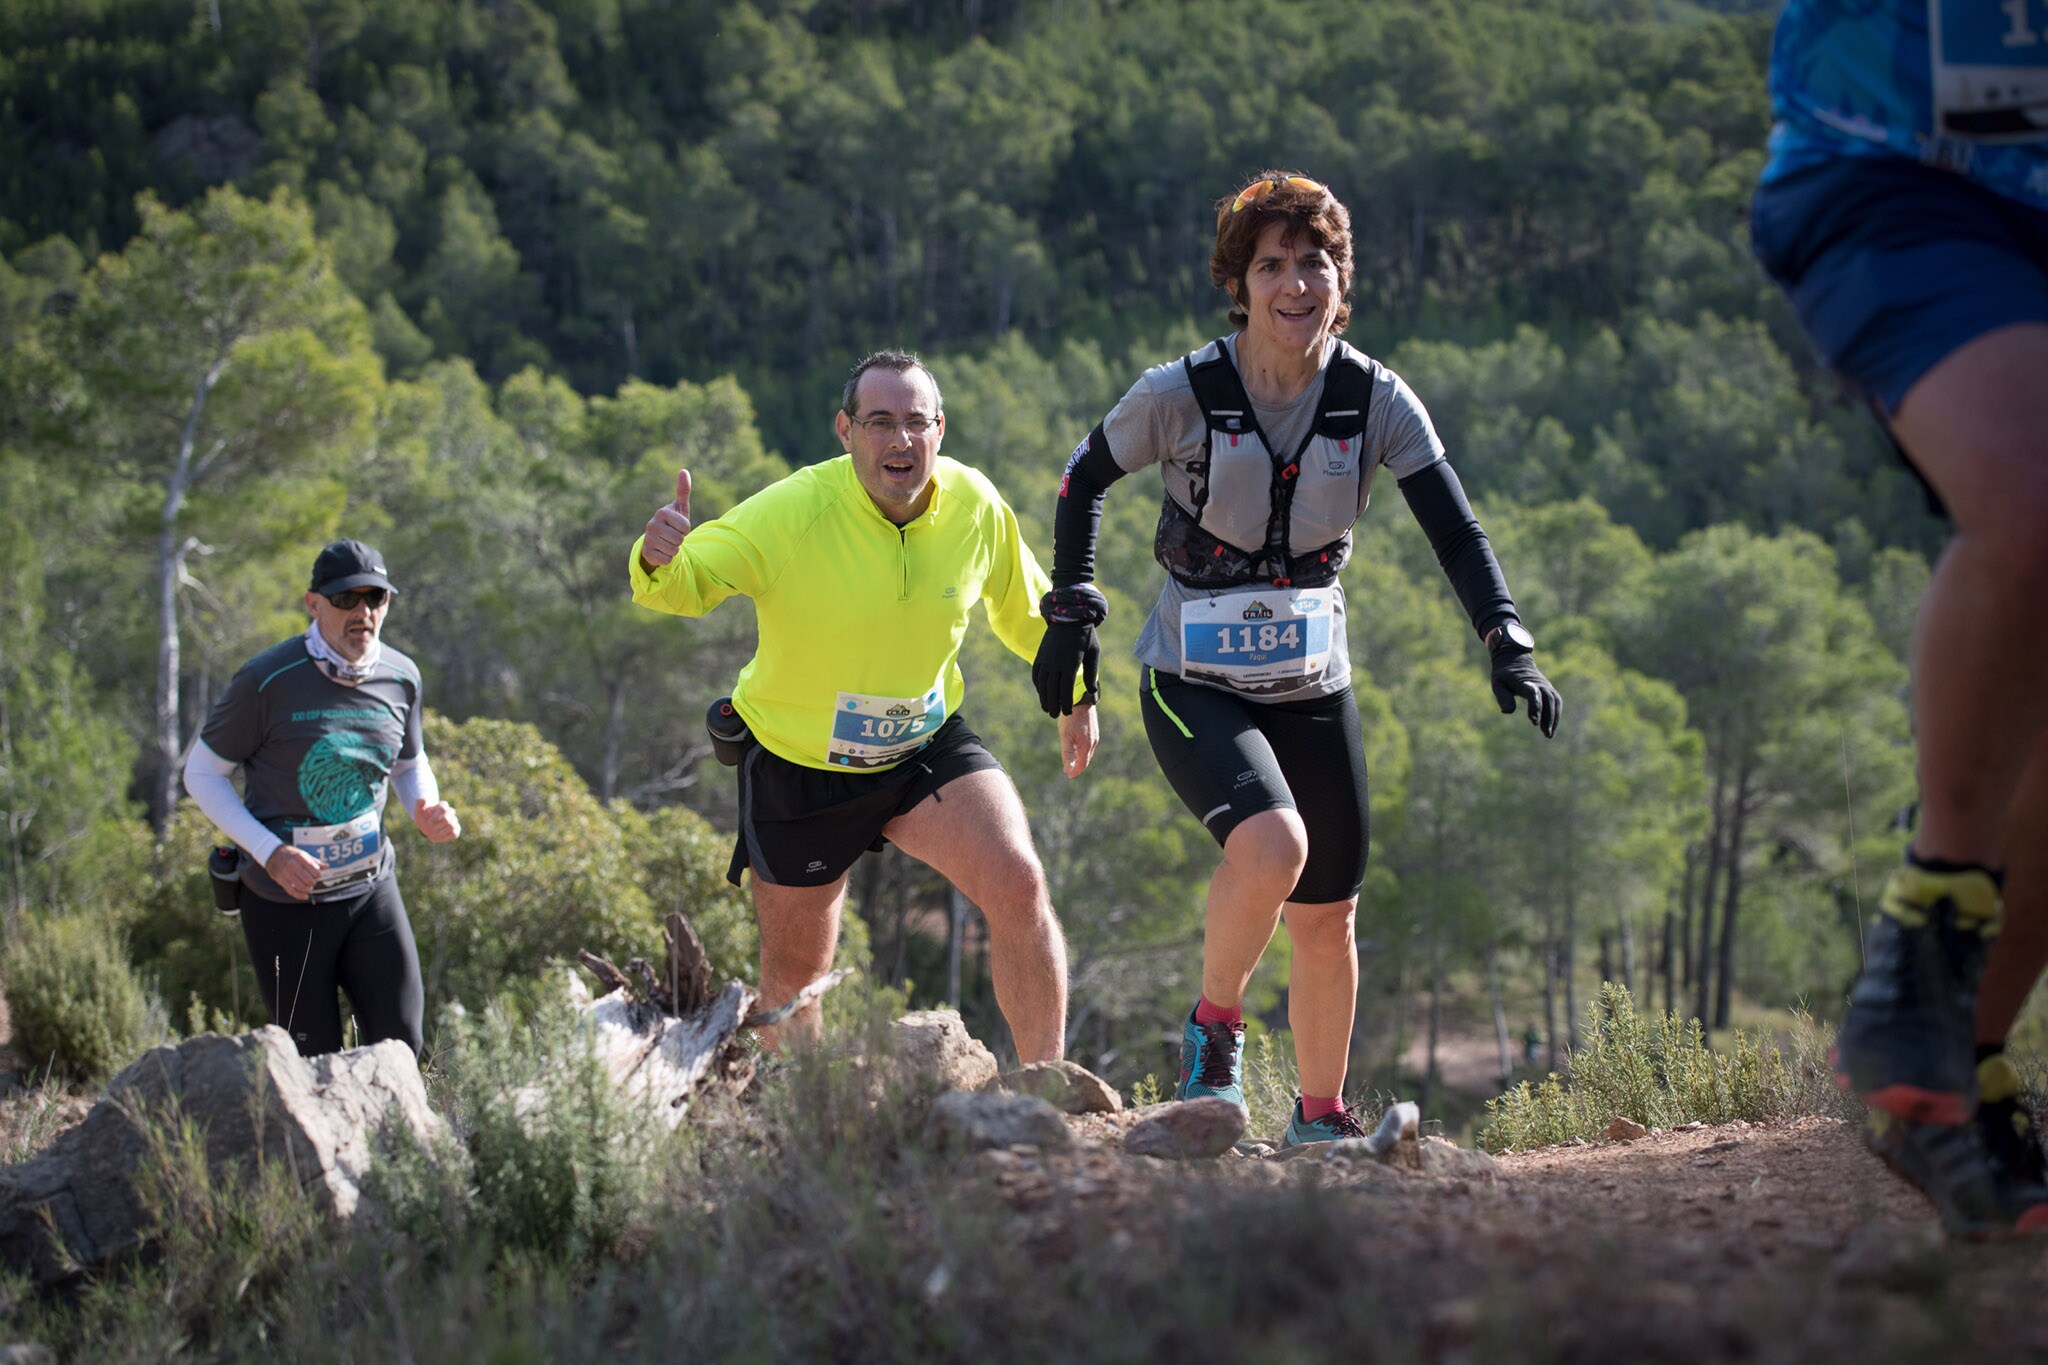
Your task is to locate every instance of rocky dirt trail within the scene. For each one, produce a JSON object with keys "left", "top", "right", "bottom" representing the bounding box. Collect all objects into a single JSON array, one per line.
[{"left": 972, "top": 1109, "right": 2048, "bottom": 1363}]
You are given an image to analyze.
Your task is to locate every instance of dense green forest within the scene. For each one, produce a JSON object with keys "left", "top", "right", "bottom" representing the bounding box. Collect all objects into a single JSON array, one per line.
[{"left": 0, "top": 0, "right": 1950, "bottom": 1096}]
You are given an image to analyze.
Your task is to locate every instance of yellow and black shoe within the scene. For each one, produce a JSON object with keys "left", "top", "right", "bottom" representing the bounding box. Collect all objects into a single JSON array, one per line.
[
  {"left": 1976, "top": 1051, "right": 2048, "bottom": 1188},
  {"left": 1832, "top": 863, "right": 2002, "bottom": 1125},
  {"left": 1865, "top": 1108, "right": 2048, "bottom": 1238}
]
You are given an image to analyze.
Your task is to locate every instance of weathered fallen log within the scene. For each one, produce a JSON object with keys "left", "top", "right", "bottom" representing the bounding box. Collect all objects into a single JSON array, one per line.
[{"left": 568, "top": 912, "right": 852, "bottom": 1126}]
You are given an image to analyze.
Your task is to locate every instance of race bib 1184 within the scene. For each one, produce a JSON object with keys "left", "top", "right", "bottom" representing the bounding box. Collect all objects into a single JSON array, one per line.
[{"left": 1180, "top": 588, "right": 1335, "bottom": 693}]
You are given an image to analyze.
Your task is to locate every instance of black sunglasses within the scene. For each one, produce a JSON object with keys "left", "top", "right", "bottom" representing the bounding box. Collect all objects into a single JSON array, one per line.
[{"left": 325, "top": 587, "right": 389, "bottom": 611}]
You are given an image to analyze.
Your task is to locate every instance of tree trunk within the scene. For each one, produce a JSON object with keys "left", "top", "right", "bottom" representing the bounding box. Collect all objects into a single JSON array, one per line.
[
  {"left": 890, "top": 855, "right": 910, "bottom": 987},
  {"left": 1695, "top": 752, "right": 1730, "bottom": 1033},
  {"left": 1620, "top": 914, "right": 1636, "bottom": 999},
  {"left": 1541, "top": 937, "right": 1560, "bottom": 1073},
  {"left": 880, "top": 208, "right": 899, "bottom": 334},
  {"left": 1422, "top": 936, "right": 1442, "bottom": 1118},
  {"left": 1564, "top": 889, "right": 1581, "bottom": 1053},
  {"left": 1714, "top": 763, "right": 1754, "bottom": 1029},
  {"left": 1485, "top": 938, "right": 1513, "bottom": 1089},
  {"left": 946, "top": 884, "right": 969, "bottom": 1007},
  {"left": 151, "top": 361, "right": 225, "bottom": 829},
  {"left": 1660, "top": 889, "right": 1675, "bottom": 1018},
  {"left": 598, "top": 676, "right": 625, "bottom": 803}
]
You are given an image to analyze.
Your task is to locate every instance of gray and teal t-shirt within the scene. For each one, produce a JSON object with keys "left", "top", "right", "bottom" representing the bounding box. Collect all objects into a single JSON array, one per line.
[
  {"left": 1099, "top": 334, "right": 1445, "bottom": 701},
  {"left": 200, "top": 637, "right": 424, "bottom": 902}
]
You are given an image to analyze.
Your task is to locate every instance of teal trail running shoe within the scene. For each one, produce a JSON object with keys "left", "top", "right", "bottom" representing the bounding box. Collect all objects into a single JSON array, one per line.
[
  {"left": 1281, "top": 1100, "right": 1368, "bottom": 1149},
  {"left": 1175, "top": 1007, "right": 1245, "bottom": 1111}
]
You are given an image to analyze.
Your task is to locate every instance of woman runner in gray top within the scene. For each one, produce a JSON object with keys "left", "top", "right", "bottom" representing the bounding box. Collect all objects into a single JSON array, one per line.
[{"left": 1032, "top": 171, "right": 1559, "bottom": 1147}]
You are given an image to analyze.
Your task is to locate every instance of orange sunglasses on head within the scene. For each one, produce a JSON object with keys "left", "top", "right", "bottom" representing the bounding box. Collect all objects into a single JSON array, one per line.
[{"left": 1229, "top": 174, "right": 1329, "bottom": 213}]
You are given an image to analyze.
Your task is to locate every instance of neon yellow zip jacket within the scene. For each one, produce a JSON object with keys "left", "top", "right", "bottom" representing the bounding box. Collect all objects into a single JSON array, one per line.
[{"left": 630, "top": 455, "right": 1052, "bottom": 771}]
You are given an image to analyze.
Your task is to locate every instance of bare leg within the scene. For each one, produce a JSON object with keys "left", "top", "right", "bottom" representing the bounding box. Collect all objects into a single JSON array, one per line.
[
  {"left": 1199, "top": 808, "right": 1308, "bottom": 1008},
  {"left": 1282, "top": 897, "right": 1359, "bottom": 1099},
  {"left": 883, "top": 768, "right": 1068, "bottom": 1062},
  {"left": 751, "top": 873, "right": 850, "bottom": 1050},
  {"left": 1977, "top": 733, "right": 2048, "bottom": 1045},
  {"left": 1888, "top": 324, "right": 2048, "bottom": 868}
]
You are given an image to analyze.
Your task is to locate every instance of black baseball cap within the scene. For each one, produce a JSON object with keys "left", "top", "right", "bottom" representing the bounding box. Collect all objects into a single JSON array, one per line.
[{"left": 309, "top": 539, "right": 397, "bottom": 596}]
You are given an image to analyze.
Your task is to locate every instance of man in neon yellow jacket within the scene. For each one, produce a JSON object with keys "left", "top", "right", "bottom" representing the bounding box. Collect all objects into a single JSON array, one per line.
[{"left": 630, "top": 350, "right": 1094, "bottom": 1060}]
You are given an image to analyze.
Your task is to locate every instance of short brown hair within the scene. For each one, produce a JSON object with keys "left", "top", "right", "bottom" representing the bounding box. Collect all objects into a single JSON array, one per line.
[
  {"left": 1208, "top": 171, "right": 1354, "bottom": 335},
  {"left": 841, "top": 349, "right": 942, "bottom": 416}
]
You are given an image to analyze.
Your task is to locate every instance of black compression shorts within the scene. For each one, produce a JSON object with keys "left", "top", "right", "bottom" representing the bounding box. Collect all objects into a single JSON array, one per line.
[
  {"left": 236, "top": 872, "right": 424, "bottom": 1057},
  {"left": 727, "top": 712, "right": 1003, "bottom": 888},
  {"left": 1139, "top": 666, "right": 1370, "bottom": 903}
]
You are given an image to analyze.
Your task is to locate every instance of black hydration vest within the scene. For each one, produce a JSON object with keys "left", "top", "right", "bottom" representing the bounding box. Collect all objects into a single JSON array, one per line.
[{"left": 1153, "top": 339, "right": 1375, "bottom": 590}]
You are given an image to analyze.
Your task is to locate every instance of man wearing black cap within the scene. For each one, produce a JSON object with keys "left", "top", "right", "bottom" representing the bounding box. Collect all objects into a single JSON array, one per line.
[{"left": 181, "top": 539, "right": 460, "bottom": 1056}]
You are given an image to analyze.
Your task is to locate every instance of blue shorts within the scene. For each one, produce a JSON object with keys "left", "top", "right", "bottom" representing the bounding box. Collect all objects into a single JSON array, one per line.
[{"left": 1751, "top": 156, "right": 2048, "bottom": 417}]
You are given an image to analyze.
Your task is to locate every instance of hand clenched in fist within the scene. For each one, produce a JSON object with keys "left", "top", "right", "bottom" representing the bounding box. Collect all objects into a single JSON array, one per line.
[{"left": 642, "top": 469, "right": 693, "bottom": 570}]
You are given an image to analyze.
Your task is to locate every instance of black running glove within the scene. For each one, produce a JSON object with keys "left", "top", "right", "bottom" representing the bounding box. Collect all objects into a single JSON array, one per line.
[
  {"left": 1490, "top": 649, "right": 1562, "bottom": 739},
  {"left": 1033, "top": 585, "right": 1108, "bottom": 718}
]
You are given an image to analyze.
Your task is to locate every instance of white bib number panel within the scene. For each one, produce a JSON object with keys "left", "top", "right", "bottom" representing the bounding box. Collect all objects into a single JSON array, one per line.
[
  {"left": 1180, "top": 589, "right": 1334, "bottom": 691},
  {"left": 1932, "top": 0, "right": 2048, "bottom": 142},
  {"left": 827, "top": 687, "right": 946, "bottom": 769},
  {"left": 294, "top": 809, "right": 382, "bottom": 888}
]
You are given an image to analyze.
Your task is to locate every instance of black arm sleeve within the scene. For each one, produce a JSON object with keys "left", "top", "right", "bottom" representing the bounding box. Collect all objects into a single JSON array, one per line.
[
  {"left": 1396, "top": 459, "right": 1518, "bottom": 640},
  {"left": 1050, "top": 427, "right": 1130, "bottom": 588}
]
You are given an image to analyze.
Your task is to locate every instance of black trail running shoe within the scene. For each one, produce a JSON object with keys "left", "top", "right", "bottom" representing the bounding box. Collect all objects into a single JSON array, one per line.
[
  {"left": 1833, "top": 864, "right": 2002, "bottom": 1125},
  {"left": 1865, "top": 1108, "right": 2048, "bottom": 1238},
  {"left": 1976, "top": 1052, "right": 2048, "bottom": 1190}
]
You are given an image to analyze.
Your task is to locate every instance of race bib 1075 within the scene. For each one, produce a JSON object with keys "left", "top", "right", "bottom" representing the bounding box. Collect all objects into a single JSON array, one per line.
[{"left": 827, "top": 687, "right": 946, "bottom": 769}]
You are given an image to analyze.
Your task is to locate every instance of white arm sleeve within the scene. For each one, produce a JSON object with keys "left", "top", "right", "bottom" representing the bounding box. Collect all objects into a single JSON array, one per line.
[
  {"left": 390, "top": 754, "right": 440, "bottom": 812},
  {"left": 181, "top": 739, "right": 283, "bottom": 867}
]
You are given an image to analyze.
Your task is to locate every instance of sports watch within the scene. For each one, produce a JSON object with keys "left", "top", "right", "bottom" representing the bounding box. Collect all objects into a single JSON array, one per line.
[{"left": 1485, "top": 620, "right": 1536, "bottom": 655}]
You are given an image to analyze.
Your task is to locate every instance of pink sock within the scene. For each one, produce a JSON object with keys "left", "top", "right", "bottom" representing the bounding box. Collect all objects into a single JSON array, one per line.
[
  {"left": 1194, "top": 995, "right": 1242, "bottom": 1027},
  {"left": 1301, "top": 1093, "right": 1344, "bottom": 1121}
]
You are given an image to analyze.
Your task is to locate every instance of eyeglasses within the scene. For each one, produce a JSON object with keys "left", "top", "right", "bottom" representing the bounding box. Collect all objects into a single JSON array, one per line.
[
  {"left": 325, "top": 587, "right": 389, "bottom": 611},
  {"left": 1229, "top": 175, "right": 1329, "bottom": 214},
  {"left": 851, "top": 414, "right": 939, "bottom": 438}
]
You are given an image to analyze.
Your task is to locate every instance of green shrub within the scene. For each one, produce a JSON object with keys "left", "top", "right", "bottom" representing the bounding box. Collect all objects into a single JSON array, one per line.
[
  {"left": 1477, "top": 982, "right": 1838, "bottom": 1152},
  {"left": 619, "top": 802, "right": 758, "bottom": 983},
  {"left": 5, "top": 911, "right": 158, "bottom": 1080},
  {"left": 429, "top": 994, "right": 668, "bottom": 1266},
  {"left": 397, "top": 716, "right": 666, "bottom": 1014},
  {"left": 128, "top": 803, "right": 264, "bottom": 1035}
]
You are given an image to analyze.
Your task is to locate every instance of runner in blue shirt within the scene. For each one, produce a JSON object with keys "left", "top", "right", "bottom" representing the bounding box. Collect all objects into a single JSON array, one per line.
[{"left": 1753, "top": 1, "right": 2048, "bottom": 1236}]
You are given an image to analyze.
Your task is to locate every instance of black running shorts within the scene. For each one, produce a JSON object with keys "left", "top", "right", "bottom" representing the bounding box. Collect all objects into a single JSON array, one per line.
[
  {"left": 1139, "top": 666, "right": 1370, "bottom": 903},
  {"left": 727, "top": 712, "right": 1004, "bottom": 887}
]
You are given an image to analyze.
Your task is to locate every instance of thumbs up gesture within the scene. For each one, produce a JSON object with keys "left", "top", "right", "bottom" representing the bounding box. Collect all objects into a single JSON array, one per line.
[{"left": 642, "top": 469, "right": 693, "bottom": 569}]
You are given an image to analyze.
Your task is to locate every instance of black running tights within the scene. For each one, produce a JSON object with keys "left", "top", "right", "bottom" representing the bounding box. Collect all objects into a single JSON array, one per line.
[{"left": 236, "top": 874, "right": 425, "bottom": 1057}]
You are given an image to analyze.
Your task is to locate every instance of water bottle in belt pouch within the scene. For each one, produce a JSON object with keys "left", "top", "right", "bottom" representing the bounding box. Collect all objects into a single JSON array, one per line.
[
  {"left": 706, "top": 696, "right": 754, "bottom": 766},
  {"left": 207, "top": 844, "right": 242, "bottom": 916}
]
